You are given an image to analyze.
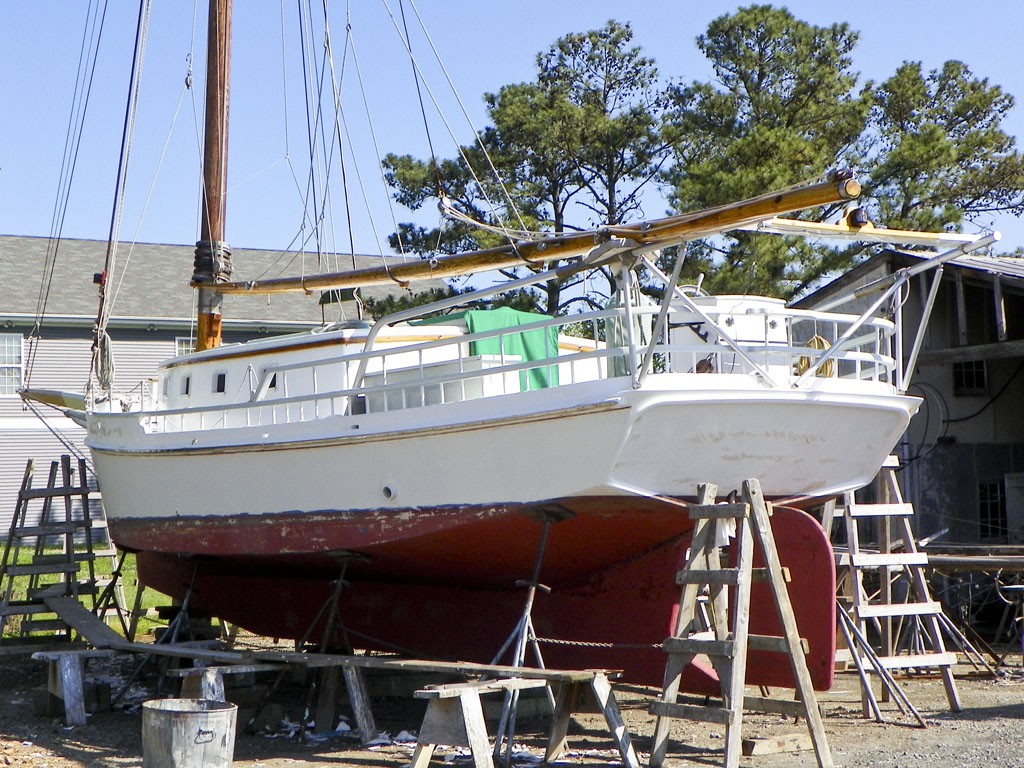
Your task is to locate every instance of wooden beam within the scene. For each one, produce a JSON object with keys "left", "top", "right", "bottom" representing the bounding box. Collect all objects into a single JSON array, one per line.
[
  {"left": 915, "top": 338, "right": 1024, "bottom": 365},
  {"left": 210, "top": 174, "right": 860, "bottom": 295},
  {"left": 994, "top": 275, "right": 1007, "bottom": 342}
]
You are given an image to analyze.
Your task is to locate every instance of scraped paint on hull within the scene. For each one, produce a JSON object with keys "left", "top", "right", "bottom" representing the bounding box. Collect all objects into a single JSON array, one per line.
[{"left": 136, "top": 505, "right": 835, "bottom": 692}]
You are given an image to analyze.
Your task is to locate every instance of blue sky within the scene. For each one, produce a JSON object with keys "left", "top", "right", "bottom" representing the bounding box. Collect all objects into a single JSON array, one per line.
[{"left": 2, "top": 0, "right": 1023, "bottom": 260}]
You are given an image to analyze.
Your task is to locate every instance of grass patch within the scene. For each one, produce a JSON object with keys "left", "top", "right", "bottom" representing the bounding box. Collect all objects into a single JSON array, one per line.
[{"left": 1, "top": 545, "right": 166, "bottom": 639}]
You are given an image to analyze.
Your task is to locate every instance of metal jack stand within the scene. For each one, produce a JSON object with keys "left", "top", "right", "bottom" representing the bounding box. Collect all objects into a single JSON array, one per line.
[
  {"left": 293, "top": 550, "right": 368, "bottom": 740},
  {"left": 491, "top": 507, "right": 570, "bottom": 765},
  {"left": 114, "top": 562, "right": 201, "bottom": 704}
]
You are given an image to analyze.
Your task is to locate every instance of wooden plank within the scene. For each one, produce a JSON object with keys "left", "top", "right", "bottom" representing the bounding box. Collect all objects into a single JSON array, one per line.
[
  {"left": 342, "top": 666, "right": 378, "bottom": 745},
  {"left": 742, "top": 733, "right": 813, "bottom": 756},
  {"left": 117, "top": 641, "right": 250, "bottom": 664},
  {"left": 0, "top": 602, "right": 52, "bottom": 617},
  {"left": 19, "top": 485, "right": 92, "bottom": 501},
  {"left": 746, "top": 479, "right": 833, "bottom": 768},
  {"left": 250, "top": 650, "right": 614, "bottom": 682},
  {"left": 675, "top": 569, "right": 741, "bottom": 586},
  {"left": 416, "top": 678, "right": 548, "bottom": 699},
  {"left": 875, "top": 652, "right": 958, "bottom": 670},
  {"left": 850, "top": 552, "right": 929, "bottom": 568},
  {"left": 855, "top": 601, "right": 942, "bottom": 619},
  {"left": 58, "top": 653, "right": 87, "bottom": 726},
  {"left": 0, "top": 641, "right": 90, "bottom": 657},
  {"left": 6, "top": 563, "right": 79, "bottom": 576},
  {"left": 21, "top": 619, "right": 71, "bottom": 633},
  {"left": 689, "top": 503, "right": 749, "bottom": 520},
  {"left": 663, "top": 636, "right": 735, "bottom": 658},
  {"left": 315, "top": 667, "right": 340, "bottom": 734},
  {"left": 33, "top": 553, "right": 95, "bottom": 564},
  {"left": 42, "top": 596, "right": 125, "bottom": 649},
  {"left": 747, "top": 634, "right": 809, "bottom": 654},
  {"left": 11, "top": 523, "right": 83, "bottom": 537},
  {"left": 649, "top": 700, "right": 734, "bottom": 725},
  {"left": 742, "top": 696, "right": 822, "bottom": 718},
  {"left": 31, "top": 650, "right": 114, "bottom": 727},
  {"left": 165, "top": 663, "right": 283, "bottom": 678},
  {"left": 589, "top": 672, "right": 640, "bottom": 768},
  {"left": 675, "top": 566, "right": 790, "bottom": 586},
  {"left": 32, "top": 649, "right": 114, "bottom": 662},
  {"left": 847, "top": 503, "right": 914, "bottom": 518}
]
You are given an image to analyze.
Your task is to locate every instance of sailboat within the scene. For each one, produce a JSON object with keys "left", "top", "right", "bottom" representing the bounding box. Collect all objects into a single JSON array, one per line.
[{"left": 26, "top": 2, "right": 999, "bottom": 690}]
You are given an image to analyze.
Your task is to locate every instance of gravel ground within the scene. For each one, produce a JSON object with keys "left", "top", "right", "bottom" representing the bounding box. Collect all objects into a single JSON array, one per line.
[{"left": 0, "top": 640, "right": 1021, "bottom": 768}]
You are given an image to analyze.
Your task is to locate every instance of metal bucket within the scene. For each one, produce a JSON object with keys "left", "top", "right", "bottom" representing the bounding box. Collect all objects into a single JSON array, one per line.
[{"left": 141, "top": 698, "right": 237, "bottom": 768}]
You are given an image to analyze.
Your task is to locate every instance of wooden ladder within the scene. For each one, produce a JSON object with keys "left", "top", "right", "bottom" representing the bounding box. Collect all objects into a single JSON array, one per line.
[
  {"left": 649, "top": 479, "right": 832, "bottom": 768},
  {"left": 0, "top": 456, "right": 127, "bottom": 643},
  {"left": 840, "top": 455, "right": 961, "bottom": 713}
]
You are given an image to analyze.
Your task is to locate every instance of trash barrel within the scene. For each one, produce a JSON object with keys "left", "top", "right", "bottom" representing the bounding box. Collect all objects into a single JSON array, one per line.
[{"left": 141, "top": 698, "right": 238, "bottom": 768}]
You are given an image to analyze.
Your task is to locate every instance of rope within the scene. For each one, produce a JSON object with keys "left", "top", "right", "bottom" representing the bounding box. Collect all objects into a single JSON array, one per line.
[
  {"left": 795, "top": 334, "right": 836, "bottom": 377},
  {"left": 92, "top": 328, "right": 116, "bottom": 393}
]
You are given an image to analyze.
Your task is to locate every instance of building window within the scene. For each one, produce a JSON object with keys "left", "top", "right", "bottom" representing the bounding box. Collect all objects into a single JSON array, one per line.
[
  {"left": 213, "top": 372, "right": 227, "bottom": 394},
  {"left": 979, "top": 481, "right": 1007, "bottom": 541},
  {"left": 175, "top": 337, "right": 196, "bottom": 356},
  {"left": 953, "top": 360, "right": 987, "bottom": 396},
  {"left": 0, "top": 334, "right": 23, "bottom": 396}
]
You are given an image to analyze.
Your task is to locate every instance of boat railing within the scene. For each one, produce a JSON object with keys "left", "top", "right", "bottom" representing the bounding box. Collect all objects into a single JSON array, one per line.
[{"left": 132, "top": 301, "right": 900, "bottom": 434}]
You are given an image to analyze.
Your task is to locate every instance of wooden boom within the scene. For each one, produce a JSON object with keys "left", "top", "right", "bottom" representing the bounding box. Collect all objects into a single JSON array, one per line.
[{"left": 211, "top": 171, "right": 860, "bottom": 295}]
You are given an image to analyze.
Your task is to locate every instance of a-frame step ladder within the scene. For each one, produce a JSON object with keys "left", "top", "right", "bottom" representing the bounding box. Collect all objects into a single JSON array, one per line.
[
  {"left": 840, "top": 455, "right": 960, "bottom": 713},
  {"left": 0, "top": 456, "right": 127, "bottom": 644},
  {"left": 649, "top": 479, "right": 832, "bottom": 768}
]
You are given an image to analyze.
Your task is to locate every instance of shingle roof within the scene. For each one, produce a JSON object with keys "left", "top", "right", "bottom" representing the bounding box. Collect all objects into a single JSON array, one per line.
[
  {"left": 794, "top": 248, "right": 1024, "bottom": 308},
  {"left": 899, "top": 249, "right": 1024, "bottom": 283},
  {"left": 0, "top": 235, "right": 433, "bottom": 324}
]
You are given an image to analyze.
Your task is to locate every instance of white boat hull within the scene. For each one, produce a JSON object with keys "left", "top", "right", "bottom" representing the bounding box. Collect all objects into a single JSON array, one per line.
[{"left": 89, "top": 374, "right": 919, "bottom": 554}]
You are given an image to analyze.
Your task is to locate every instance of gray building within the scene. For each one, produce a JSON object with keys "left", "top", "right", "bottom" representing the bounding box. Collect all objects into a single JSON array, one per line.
[
  {"left": 0, "top": 234, "right": 426, "bottom": 531},
  {"left": 797, "top": 248, "right": 1024, "bottom": 545}
]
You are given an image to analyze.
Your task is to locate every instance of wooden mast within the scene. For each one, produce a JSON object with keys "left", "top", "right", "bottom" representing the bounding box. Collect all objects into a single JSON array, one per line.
[
  {"left": 192, "top": 0, "right": 233, "bottom": 351},
  {"left": 210, "top": 172, "right": 860, "bottom": 296}
]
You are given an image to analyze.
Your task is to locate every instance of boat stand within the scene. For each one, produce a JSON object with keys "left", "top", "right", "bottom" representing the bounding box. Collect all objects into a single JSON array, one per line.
[
  {"left": 251, "top": 550, "right": 367, "bottom": 738},
  {"left": 490, "top": 507, "right": 569, "bottom": 765},
  {"left": 115, "top": 562, "right": 201, "bottom": 703}
]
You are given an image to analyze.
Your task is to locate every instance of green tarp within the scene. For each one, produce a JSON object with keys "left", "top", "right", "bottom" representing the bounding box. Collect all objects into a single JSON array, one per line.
[{"left": 415, "top": 307, "right": 559, "bottom": 390}]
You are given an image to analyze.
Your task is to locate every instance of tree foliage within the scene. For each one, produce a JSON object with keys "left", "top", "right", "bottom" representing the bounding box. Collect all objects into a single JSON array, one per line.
[
  {"left": 382, "top": 6, "right": 1024, "bottom": 307},
  {"left": 660, "top": 5, "right": 871, "bottom": 298},
  {"left": 383, "top": 20, "right": 668, "bottom": 315},
  {"left": 865, "top": 60, "right": 1024, "bottom": 231}
]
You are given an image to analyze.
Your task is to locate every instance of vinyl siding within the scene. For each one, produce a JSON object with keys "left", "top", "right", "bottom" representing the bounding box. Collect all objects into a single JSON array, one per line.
[
  {"left": 1, "top": 331, "right": 176, "bottom": 537},
  {"left": 0, "top": 420, "right": 90, "bottom": 536}
]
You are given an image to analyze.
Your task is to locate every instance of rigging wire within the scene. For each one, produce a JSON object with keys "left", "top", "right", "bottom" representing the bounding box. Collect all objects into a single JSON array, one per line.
[
  {"left": 26, "top": 0, "right": 110, "bottom": 387},
  {"left": 90, "top": 0, "right": 153, "bottom": 397},
  {"left": 323, "top": 4, "right": 408, "bottom": 290},
  {"left": 397, "top": 0, "right": 441, "bottom": 196},
  {"left": 378, "top": 0, "right": 531, "bottom": 246},
  {"left": 402, "top": 0, "right": 532, "bottom": 237}
]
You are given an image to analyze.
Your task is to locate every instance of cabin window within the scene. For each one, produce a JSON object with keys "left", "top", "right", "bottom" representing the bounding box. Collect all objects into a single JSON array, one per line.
[
  {"left": 953, "top": 360, "right": 987, "bottom": 396},
  {"left": 181, "top": 375, "right": 191, "bottom": 396},
  {"left": 175, "top": 336, "right": 196, "bottom": 356},
  {"left": 261, "top": 369, "right": 278, "bottom": 390},
  {"left": 213, "top": 372, "right": 227, "bottom": 394},
  {"left": 979, "top": 480, "right": 1007, "bottom": 541},
  {"left": 0, "top": 334, "right": 23, "bottom": 396}
]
